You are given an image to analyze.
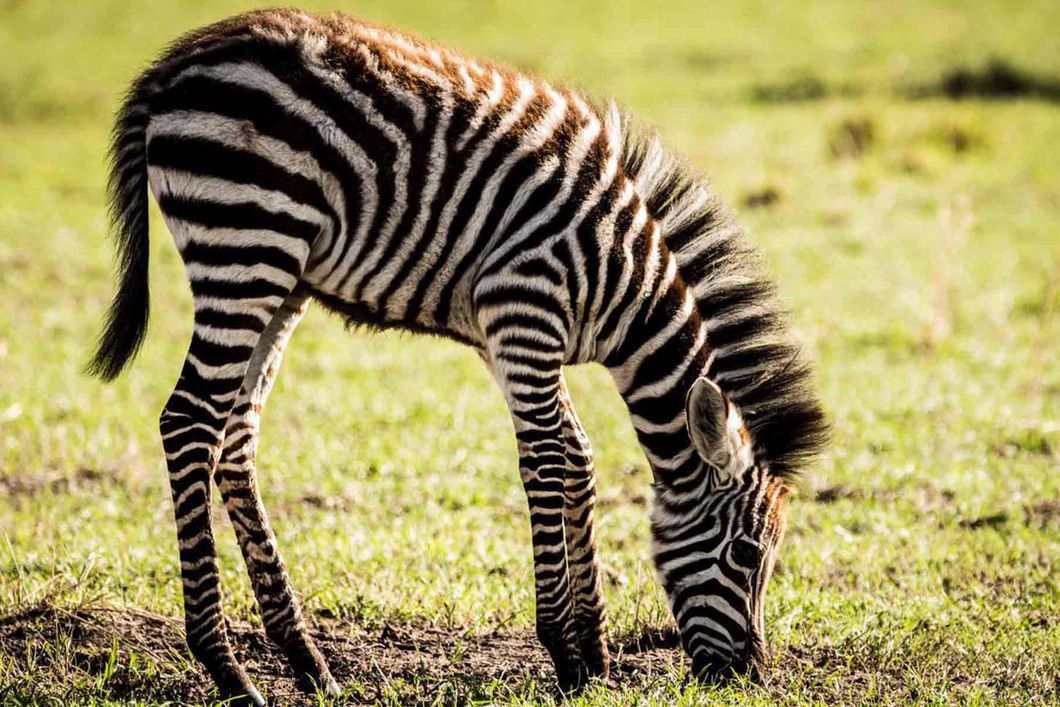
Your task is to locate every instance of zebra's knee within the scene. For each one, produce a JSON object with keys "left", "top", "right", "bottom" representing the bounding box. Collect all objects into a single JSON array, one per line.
[{"left": 158, "top": 403, "right": 184, "bottom": 437}]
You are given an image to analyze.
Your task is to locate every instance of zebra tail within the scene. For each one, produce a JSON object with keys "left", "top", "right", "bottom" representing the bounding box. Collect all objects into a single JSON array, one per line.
[{"left": 88, "top": 71, "right": 157, "bottom": 381}]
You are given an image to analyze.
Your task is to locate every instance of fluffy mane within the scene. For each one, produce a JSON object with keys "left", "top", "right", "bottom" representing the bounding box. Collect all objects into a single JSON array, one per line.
[{"left": 615, "top": 110, "right": 828, "bottom": 479}]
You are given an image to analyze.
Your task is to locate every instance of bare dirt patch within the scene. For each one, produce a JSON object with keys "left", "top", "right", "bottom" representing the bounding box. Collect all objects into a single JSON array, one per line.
[
  {"left": 0, "top": 467, "right": 115, "bottom": 499},
  {"left": 742, "top": 186, "right": 782, "bottom": 210},
  {"left": 2, "top": 603, "right": 1055, "bottom": 704},
  {"left": 1023, "top": 500, "right": 1060, "bottom": 529},
  {"left": 0, "top": 603, "right": 682, "bottom": 704},
  {"left": 812, "top": 482, "right": 956, "bottom": 510}
]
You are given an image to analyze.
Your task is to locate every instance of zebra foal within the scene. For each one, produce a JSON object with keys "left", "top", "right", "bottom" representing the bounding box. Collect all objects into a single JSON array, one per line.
[{"left": 90, "top": 9, "right": 826, "bottom": 704}]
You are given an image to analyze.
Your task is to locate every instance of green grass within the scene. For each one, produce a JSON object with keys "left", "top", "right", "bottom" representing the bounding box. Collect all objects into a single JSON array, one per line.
[{"left": 1, "top": 0, "right": 1058, "bottom": 704}]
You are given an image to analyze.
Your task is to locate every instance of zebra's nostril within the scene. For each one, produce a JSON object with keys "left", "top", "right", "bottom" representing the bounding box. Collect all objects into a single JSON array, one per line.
[
  {"left": 691, "top": 650, "right": 764, "bottom": 684},
  {"left": 730, "top": 538, "right": 762, "bottom": 568},
  {"left": 692, "top": 655, "right": 736, "bottom": 683}
]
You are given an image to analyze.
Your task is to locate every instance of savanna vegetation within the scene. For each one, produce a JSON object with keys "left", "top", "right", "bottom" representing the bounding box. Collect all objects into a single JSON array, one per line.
[{"left": 1, "top": 1, "right": 1057, "bottom": 704}]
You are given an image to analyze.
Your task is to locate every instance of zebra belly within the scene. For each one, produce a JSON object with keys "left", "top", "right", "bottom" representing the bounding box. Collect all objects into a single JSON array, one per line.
[{"left": 304, "top": 283, "right": 484, "bottom": 348}]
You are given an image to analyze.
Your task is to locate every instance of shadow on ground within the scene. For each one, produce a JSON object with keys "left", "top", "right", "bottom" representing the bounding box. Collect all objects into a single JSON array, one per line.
[{"left": 0, "top": 603, "right": 683, "bottom": 704}]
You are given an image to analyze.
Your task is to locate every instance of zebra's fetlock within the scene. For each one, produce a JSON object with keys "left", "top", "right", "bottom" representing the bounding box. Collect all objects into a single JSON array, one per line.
[
  {"left": 278, "top": 631, "right": 336, "bottom": 695},
  {"left": 536, "top": 617, "right": 591, "bottom": 692},
  {"left": 186, "top": 634, "right": 263, "bottom": 706}
]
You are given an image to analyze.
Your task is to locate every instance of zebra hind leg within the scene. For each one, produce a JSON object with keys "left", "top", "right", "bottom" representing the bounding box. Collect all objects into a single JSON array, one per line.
[
  {"left": 213, "top": 285, "right": 339, "bottom": 697},
  {"left": 161, "top": 312, "right": 284, "bottom": 705},
  {"left": 159, "top": 241, "right": 309, "bottom": 705},
  {"left": 558, "top": 376, "right": 610, "bottom": 682}
]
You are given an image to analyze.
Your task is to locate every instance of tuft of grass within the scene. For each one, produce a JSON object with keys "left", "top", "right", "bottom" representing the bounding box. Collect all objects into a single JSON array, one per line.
[
  {"left": 752, "top": 74, "right": 833, "bottom": 103},
  {"left": 827, "top": 116, "right": 876, "bottom": 159},
  {"left": 908, "top": 58, "right": 1060, "bottom": 102}
]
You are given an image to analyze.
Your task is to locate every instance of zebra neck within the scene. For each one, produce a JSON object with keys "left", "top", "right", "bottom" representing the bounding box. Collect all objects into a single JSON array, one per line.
[{"left": 605, "top": 284, "right": 712, "bottom": 492}]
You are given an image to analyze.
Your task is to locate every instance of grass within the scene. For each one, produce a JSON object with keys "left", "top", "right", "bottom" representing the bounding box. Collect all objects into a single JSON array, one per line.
[{"left": 1, "top": 0, "right": 1058, "bottom": 704}]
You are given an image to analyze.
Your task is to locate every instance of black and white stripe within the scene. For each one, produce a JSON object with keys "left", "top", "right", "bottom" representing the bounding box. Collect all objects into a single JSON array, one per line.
[{"left": 89, "top": 9, "right": 826, "bottom": 703}]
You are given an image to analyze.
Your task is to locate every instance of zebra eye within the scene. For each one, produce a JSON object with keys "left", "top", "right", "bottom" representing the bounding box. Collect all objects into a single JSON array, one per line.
[{"left": 730, "top": 538, "right": 761, "bottom": 568}]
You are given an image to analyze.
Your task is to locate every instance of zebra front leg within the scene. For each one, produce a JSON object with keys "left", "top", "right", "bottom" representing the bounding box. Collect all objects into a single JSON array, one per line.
[
  {"left": 481, "top": 343, "right": 587, "bottom": 691},
  {"left": 214, "top": 287, "right": 339, "bottom": 697},
  {"left": 558, "top": 376, "right": 610, "bottom": 682}
]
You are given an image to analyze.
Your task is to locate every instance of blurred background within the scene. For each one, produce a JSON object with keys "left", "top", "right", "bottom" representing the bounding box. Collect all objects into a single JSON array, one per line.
[{"left": 1, "top": 1, "right": 1057, "bottom": 704}]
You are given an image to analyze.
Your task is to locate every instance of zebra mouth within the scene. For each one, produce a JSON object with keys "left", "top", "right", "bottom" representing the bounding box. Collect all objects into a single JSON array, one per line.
[{"left": 691, "top": 641, "right": 767, "bottom": 684}]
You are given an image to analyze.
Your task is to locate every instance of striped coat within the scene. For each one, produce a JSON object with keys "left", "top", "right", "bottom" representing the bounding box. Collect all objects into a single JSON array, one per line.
[{"left": 91, "top": 9, "right": 826, "bottom": 704}]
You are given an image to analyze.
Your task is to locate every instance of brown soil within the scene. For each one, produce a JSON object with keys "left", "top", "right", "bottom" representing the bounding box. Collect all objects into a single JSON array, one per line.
[
  {"left": 0, "top": 604, "right": 682, "bottom": 704},
  {"left": 0, "top": 467, "right": 115, "bottom": 498},
  {"left": 3, "top": 603, "right": 1055, "bottom": 704}
]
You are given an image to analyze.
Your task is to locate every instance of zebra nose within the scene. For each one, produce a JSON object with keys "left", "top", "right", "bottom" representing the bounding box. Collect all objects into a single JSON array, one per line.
[{"left": 691, "top": 650, "right": 765, "bottom": 684}]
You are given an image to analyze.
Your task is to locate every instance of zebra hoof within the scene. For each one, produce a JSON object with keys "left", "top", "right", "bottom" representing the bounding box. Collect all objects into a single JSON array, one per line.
[
  {"left": 580, "top": 638, "right": 610, "bottom": 682},
  {"left": 246, "top": 685, "right": 267, "bottom": 707},
  {"left": 203, "top": 657, "right": 266, "bottom": 706},
  {"left": 552, "top": 651, "right": 593, "bottom": 694},
  {"left": 219, "top": 684, "right": 266, "bottom": 707},
  {"left": 278, "top": 632, "right": 338, "bottom": 698},
  {"left": 323, "top": 676, "right": 343, "bottom": 698}
]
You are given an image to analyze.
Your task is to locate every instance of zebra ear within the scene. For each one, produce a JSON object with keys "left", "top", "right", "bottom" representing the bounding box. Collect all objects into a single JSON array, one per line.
[{"left": 685, "top": 377, "right": 738, "bottom": 470}]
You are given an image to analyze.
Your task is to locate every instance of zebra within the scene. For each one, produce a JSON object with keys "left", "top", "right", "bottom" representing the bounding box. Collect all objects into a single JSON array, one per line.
[{"left": 89, "top": 9, "right": 827, "bottom": 704}]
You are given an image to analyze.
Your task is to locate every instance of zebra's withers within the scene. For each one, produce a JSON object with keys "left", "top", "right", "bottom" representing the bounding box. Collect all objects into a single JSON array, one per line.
[{"left": 90, "top": 9, "right": 827, "bottom": 703}]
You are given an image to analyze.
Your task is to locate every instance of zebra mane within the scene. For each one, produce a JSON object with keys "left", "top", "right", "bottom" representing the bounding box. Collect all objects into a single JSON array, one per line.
[{"left": 615, "top": 109, "right": 828, "bottom": 479}]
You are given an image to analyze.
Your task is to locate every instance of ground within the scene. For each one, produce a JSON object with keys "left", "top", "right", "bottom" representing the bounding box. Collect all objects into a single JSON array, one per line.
[{"left": 1, "top": 0, "right": 1058, "bottom": 705}]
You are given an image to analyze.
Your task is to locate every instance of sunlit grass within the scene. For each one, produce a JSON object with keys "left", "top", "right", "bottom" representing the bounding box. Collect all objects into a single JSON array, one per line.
[{"left": 1, "top": 0, "right": 1058, "bottom": 704}]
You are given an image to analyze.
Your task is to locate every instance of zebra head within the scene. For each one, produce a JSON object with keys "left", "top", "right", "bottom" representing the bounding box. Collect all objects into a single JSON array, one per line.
[{"left": 651, "top": 376, "right": 789, "bottom": 682}]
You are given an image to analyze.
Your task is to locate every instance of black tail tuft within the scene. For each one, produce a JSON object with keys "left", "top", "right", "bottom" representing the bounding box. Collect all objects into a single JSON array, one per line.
[{"left": 88, "top": 74, "right": 156, "bottom": 381}]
